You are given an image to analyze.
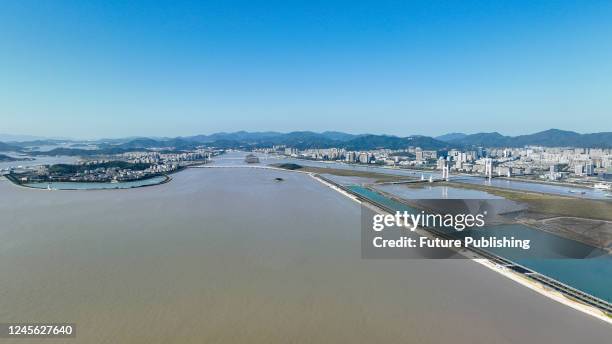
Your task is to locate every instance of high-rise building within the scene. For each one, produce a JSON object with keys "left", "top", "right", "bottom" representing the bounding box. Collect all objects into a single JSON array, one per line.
[{"left": 575, "top": 164, "right": 584, "bottom": 176}]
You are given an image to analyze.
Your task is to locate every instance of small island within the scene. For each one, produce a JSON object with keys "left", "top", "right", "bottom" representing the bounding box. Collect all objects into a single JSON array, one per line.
[
  {"left": 0, "top": 153, "right": 32, "bottom": 162},
  {"left": 4, "top": 148, "right": 222, "bottom": 190},
  {"left": 7, "top": 160, "right": 177, "bottom": 185}
]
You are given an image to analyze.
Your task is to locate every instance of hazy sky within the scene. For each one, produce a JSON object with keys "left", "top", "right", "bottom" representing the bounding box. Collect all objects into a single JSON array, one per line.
[{"left": 1, "top": 0, "right": 611, "bottom": 139}]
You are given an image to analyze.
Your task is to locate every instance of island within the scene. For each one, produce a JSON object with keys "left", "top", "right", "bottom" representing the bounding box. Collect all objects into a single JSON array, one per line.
[
  {"left": 5, "top": 148, "right": 223, "bottom": 189},
  {"left": 0, "top": 153, "right": 32, "bottom": 162}
]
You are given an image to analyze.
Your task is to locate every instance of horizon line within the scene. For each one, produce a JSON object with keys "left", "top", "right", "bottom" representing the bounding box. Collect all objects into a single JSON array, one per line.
[{"left": 1, "top": 128, "right": 610, "bottom": 142}]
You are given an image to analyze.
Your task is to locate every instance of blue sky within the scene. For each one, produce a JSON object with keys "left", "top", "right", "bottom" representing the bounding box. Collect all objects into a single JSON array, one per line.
[{"left": 1, "top": 0, "right": 611, "bottom": 139}]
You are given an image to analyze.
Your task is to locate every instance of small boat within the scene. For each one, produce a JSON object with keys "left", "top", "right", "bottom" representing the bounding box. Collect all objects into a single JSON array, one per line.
[{"left": 568, "top": 190, "right": 586, "bottom": 195}]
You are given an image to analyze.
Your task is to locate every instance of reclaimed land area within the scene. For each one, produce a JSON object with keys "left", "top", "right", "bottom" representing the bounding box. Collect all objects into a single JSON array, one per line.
[
  {"left": 272, "top": 163, "right": 413, "bottom": 183},
  {"left": 441, "top": 181, "right": 612, "bottom": 251},
  {"left": 440, "top": 181, "right": 612, "bottom": 220},
  {"left": 272, "top": 163, "right": 612, "bottom": 250}
]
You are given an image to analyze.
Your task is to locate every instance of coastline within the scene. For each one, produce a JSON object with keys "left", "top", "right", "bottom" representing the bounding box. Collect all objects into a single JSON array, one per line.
[
  {"left": 5, "top": 173, "right": 172, "bottom": 191},
  {"left": 304, "top": 171, "right": 612, "bottom": 325}
]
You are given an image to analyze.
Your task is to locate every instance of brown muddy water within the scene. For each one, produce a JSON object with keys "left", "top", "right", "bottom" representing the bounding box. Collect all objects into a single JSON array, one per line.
[{"left": 0, "top": 167, "right": 610, "bottom": 343}]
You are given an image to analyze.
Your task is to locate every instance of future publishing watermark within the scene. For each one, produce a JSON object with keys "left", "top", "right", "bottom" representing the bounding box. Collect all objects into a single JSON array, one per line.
[
  {"left": 373, "top": 234, "right": 531, "bottom": 250},
  {"left": 360, "top": 203, "right": 535, "bottom": 259},
  {"left": 361, "top": 199, "right": 605, "bottom": 260},
  {"left": 371, "top": 210, "right": 530, "bottom": 251}
]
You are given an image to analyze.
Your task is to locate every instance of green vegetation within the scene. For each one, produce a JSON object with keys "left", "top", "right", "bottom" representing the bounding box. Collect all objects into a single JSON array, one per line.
[
  {"left": 272, "top": 163, "right": 303, "bottom": 170},
  {"left": 389, "top": 151, "right": 416, "bottom": 158},
  {"left": 5, "top": 174, "right": 21, "bottom": 184}
]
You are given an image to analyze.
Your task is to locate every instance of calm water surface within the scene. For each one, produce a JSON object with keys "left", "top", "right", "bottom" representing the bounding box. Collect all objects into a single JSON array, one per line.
[
  {"left": 0, "top": 154, "right": 78, "bottom": 170},
  {"left": 0, "top": 162, "right": 610, "bottom": 343}
]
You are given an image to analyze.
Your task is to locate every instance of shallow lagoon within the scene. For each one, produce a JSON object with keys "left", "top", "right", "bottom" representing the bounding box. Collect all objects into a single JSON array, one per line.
[{"left": 347, "top": 185, "right": 612, "bottom": 302}]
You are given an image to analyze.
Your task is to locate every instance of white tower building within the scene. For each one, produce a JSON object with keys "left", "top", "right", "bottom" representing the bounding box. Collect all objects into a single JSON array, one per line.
[{"left": 485, "top": 158, "right": 493, "bottom": 180}]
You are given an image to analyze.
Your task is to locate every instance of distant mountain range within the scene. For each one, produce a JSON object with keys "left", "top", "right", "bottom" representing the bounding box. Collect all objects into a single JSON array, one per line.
[
  {"left": 0, "top": 153, "right": 18, "bottom": 162},
  {"left": 183, "top": 131, "right": 451, "bottom": 150},
  {"left": 1, "top": 129, "right": 611, "bottom": 153},
  {"left": 434, "top": 132, "right": 468, "bottom": 142},
  {"left": 443, "top": 129, "right": 612, "bottom": 148},
  {"left": 0, "top": 134, "right": 72, "bottom": 142},
  {"left": 148, "top": 129, "right": 612, "bottom": 150},
  {"left": 0, "top": 141, "right": 20, "bottom": 152},
  {"left": 93, "top": 129, "right": 612, "bottom": 150}
]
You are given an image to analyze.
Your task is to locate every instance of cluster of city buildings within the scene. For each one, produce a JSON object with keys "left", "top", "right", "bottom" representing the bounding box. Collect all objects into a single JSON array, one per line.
[
  {"left": 255, "top": 145, "right": 612, "bottom": 187},
  {"left": 119, "top": 149, "right": 211, "bottom": 165},
  {"left": 472, "top": 147, "right": 612, "bottom": 184},
  {"left": 6, "top": 148, "right": 221, "bottom": 184},
  {"left": 27, "top": 162, "right": 179, "bottom": 183}
]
